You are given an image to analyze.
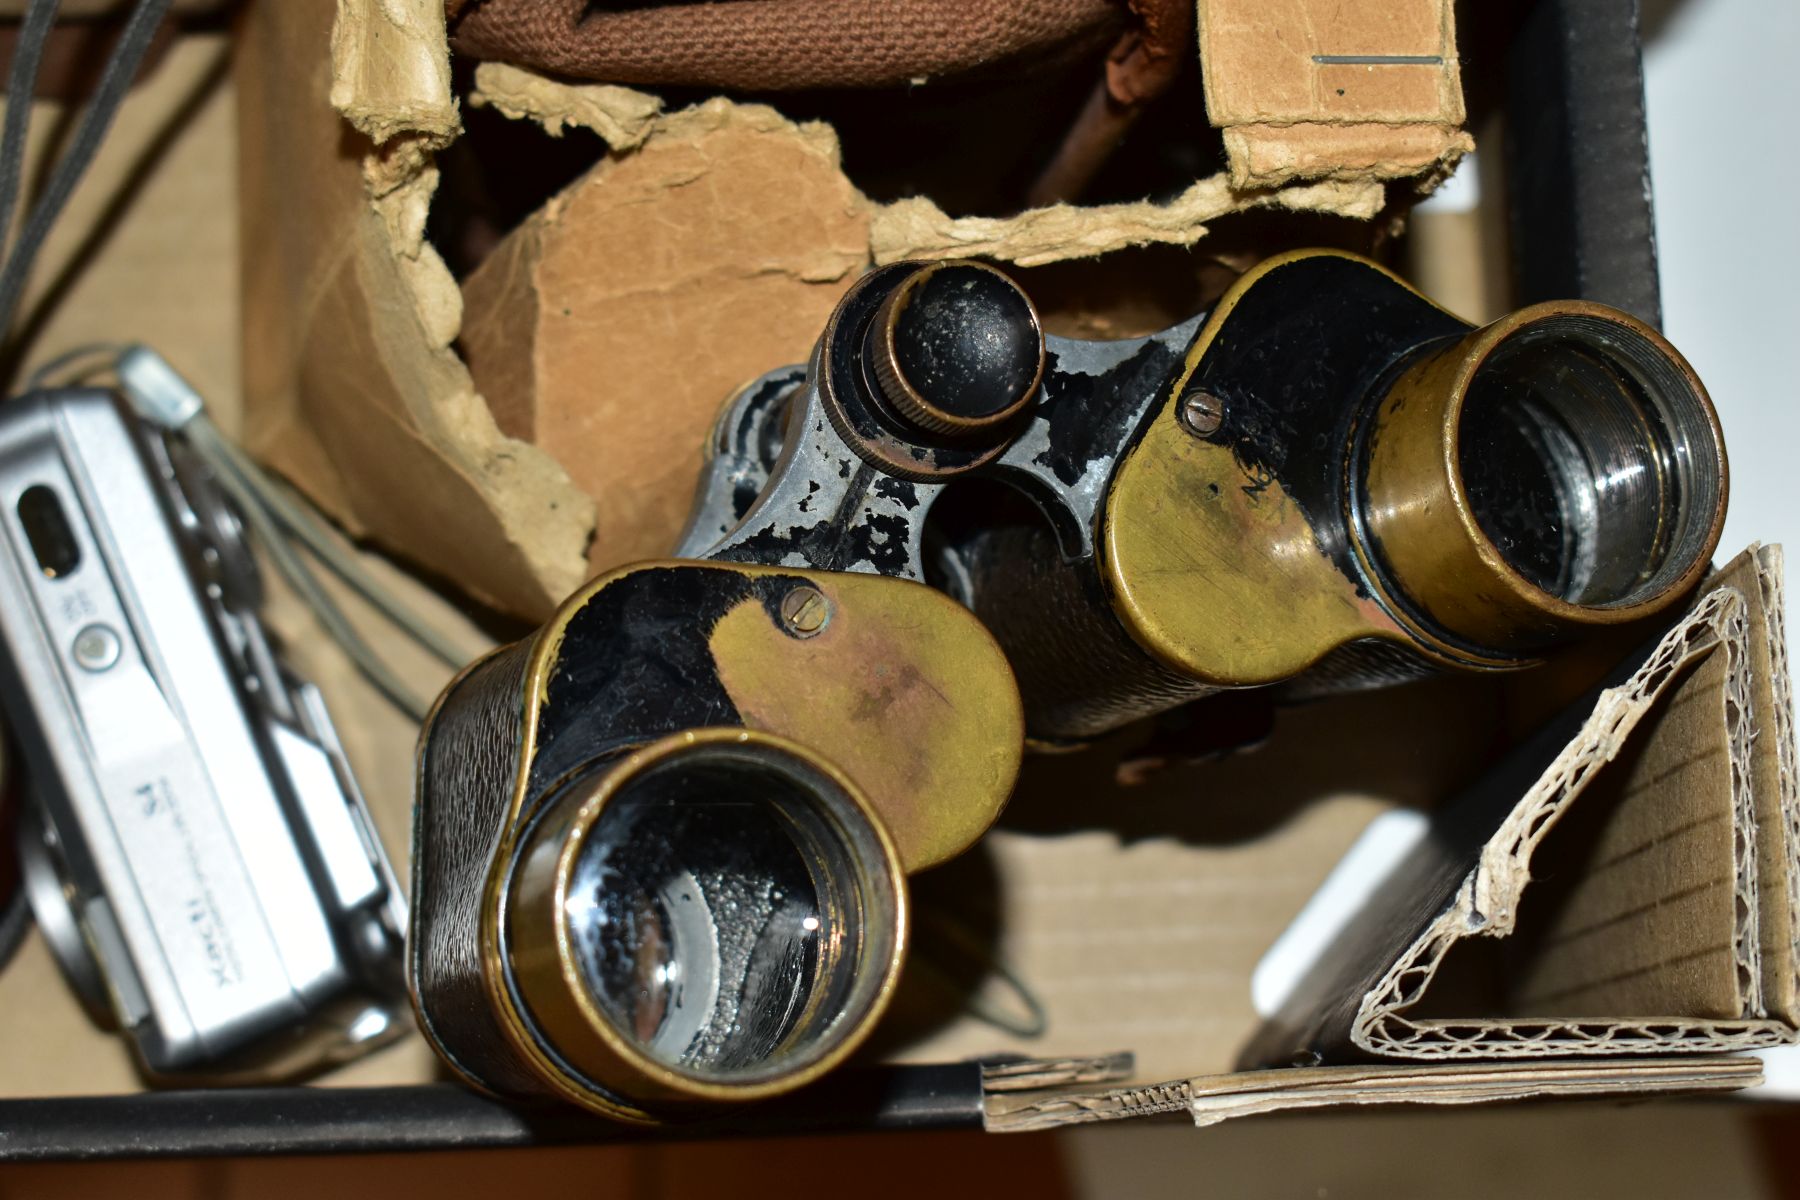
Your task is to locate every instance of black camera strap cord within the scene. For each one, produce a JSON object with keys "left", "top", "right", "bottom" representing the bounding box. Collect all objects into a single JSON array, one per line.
[
  {"left": 0, "top": 0, "right": 175, "bottom": 976},
  {"left": 0, "top": 0, "right": 58, "bottom": 266},
  {"left": 0, "top": 759, "right": 28, "bottom": 972},
  {"left": 0, "top": 888, "right": 27, "bottom": 975},
  {"left": 107, "top": 342, "right": 474, "bottom": 721},
  {"left": 0, "top": 0, "right": 175, "bottom": 360},
  {"left": 184, "top": 409, "right": 467, "bottom": 722}
]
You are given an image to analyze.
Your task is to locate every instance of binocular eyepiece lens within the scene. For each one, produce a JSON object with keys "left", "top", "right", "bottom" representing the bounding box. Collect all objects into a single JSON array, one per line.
[
  {"left": 1457, "top": 315, "right": 1722, "bottom": 610},
  {"left": 1361, "top": 303, "right": 1725, "bottom": 651},
  {"left": 513, "top": 734, "right": 905, "bottom": 1103}
]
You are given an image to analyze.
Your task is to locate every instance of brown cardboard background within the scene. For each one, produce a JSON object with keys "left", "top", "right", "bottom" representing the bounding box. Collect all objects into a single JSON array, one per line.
[
  {"left": 0, "top": 11, "right": 1780, "bottom": 1141},
  {"left": 877, "top": 674, "right": 1505, "bottom": 1081},
  {"left": 458, "top": 99, "right": 870, "bottom": 574}
]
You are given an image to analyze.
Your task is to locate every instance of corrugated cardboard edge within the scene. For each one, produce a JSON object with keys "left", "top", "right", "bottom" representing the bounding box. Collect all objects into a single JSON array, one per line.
[
  {"left": 982, "top": 1056, "right": 1763, "bottom": 1132},
  {"left": 468, "top": 61, "right": 664, "bottom": 149},
  {"left": 1755, "top": 545, "right": 1800, "bottom": 1015},
  {"left": 867, "top": 175, "right": 1385, "bottom": 268},
  {"left": 1221, "top": 123, "right": 1474, "bottom": 191},
  {"left": 1350, "top": 583, "right": 1790, "bottom": 1057},
  {"left": 982, "top": 1052, "right": 1137, "bottom": 1093}
]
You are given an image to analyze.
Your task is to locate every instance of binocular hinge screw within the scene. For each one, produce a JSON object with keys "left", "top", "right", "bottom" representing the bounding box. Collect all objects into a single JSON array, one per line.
[
  {"left": 780, "top": 586, "right": 832, "bottom": 638},
  {"left": 1178, "top": 389, "right": 1225, "bottom": 438}
]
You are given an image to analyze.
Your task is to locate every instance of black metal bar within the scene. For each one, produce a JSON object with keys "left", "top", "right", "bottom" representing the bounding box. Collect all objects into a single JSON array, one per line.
[
  {"left": 0, "top": 1064, "right": 986, "bottom": 1162},
  {"left": 1505, "top": 0, "right": 1663, "bottom": 325}
]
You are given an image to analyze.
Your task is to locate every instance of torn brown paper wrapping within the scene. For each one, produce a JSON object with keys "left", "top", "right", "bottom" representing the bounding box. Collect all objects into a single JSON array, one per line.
[
  {"left": 455, "top": 71, "right": 1396, "bottom": 570},
  {"left": 462, "top": 60, "right": 1392, "bottom": 272},
  {"left": 1198, "top": 0, "right": 1471, "bottom": 189},
  {"left": 459, "top": 97, "right": 870, "bottom": 572},
  {"left": 241, "top": 0, "right": 594, "bottom": 619},
  {"left": 240, "top": 1, "right": 1441, "bottom": 613}
]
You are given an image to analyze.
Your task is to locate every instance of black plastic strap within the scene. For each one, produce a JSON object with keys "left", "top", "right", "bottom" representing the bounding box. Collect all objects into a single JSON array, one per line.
[
  {"left": 0, "top": 0, "right": 60, "bottom": 270},
  {"left": 0, "top": 730, "right": 29, "bottom": 975},
  {"left": 0, "top": 886, "right": 28, "bottom": 977},
  {"left": 0, "top": 0, "right": 174, "bottom": 354},
  {"left": 1504, "top": 0, "right": 1663, "bottom": 326}
]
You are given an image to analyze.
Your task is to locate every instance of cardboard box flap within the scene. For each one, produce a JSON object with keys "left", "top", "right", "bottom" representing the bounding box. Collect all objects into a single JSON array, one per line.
[
  {"left": 1197, "top": 0, "right": 1470, "bottom": 190},
  {"left": 1198, "top": 0, "right": 1464, "bottom": 127},
  {"left": 457, "top": 92, "right": 873, "bottom": 572},
  {"left": 1243, "top": 549, "right": 1800, "bottom": 1066}
]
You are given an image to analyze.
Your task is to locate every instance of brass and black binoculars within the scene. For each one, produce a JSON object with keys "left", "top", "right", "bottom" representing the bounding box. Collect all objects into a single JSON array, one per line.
[
  {"left": 410, "top": 250, "right": 1727, "bottom": 1119},
  {"left": 410, "top": 564, "right": 1022, "bottom": 1120}
]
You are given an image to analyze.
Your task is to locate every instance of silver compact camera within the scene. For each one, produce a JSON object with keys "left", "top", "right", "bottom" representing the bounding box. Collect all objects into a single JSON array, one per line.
[{"left": 0, "top": 387, "right": 408, "bottom": 1079}]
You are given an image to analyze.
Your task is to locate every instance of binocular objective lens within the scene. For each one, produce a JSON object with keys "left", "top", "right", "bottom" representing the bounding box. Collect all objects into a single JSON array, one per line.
[
  {"left": 1457, "top": 315, "right": 1721, "bottom": 609},
  {"left": 562, "top": 749, "right": 878, "bottom": 1082}
]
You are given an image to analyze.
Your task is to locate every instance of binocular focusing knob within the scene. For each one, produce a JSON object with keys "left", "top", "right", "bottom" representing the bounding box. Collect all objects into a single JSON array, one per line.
[{"left": 864, "top": 261, "right": 1045, "bottom": 441}]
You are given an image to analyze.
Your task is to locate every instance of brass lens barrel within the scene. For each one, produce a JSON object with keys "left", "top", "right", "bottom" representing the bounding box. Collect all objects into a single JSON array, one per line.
[
  {"left": 503, "top": 729, "right": 907, "bottom": 1112},
  {"left": 1358, "top": 301, "right": 1727, "bottom": 652}
]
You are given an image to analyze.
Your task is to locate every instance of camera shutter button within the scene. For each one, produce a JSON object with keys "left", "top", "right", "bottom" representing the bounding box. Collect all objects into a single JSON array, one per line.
[{"left": 72, "top": 623, "right": 121, "bottom": 672}]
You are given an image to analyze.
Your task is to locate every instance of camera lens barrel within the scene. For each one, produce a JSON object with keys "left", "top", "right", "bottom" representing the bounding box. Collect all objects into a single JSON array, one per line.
[
  {"left": 502, "top": 729, "right": 908, "bottom": 1111},
  {"left": 1356, "top": 300, "right": 1728, "bottom": 654}
]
